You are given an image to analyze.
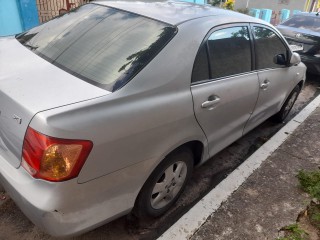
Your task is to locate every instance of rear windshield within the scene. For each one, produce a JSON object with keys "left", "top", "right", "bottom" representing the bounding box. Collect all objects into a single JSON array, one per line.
[
  {"left": 281, "top": 15, "right": 320, "bottom": 32},
  {"left": 16, "top": 4, "right": 177, "bottom": 91}
]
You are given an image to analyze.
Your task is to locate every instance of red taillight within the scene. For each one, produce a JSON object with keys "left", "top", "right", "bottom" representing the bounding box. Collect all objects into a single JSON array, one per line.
[{"left": 22, "top": 127, "right": 93, "bottom": 182}]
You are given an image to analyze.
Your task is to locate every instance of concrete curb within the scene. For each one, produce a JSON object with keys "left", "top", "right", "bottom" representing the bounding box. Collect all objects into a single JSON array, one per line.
[{"left": 158, "top": 94, "right": 320, "bottom": 240}]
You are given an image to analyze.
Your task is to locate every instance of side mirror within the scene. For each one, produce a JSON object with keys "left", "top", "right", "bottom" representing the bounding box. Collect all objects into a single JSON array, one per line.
[
  {"left": 273, "top": 54, "right": 287, "bottom": 65},
  {"left": 290, "top": 52, "right": 301, "bottom": 66}
]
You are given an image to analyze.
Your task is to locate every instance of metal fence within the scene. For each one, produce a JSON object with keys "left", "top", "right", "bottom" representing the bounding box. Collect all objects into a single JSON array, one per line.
[{"left": 36, "top": 0, "right": 90, "bottom": 23}]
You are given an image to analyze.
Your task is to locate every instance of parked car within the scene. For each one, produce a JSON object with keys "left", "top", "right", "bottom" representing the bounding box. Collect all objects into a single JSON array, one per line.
[
  {"left": 0, "top": 1, "right": 306, "bottom": 237},
  {"left": 277, "top": 12, "right": 320, "bottom": 75}
]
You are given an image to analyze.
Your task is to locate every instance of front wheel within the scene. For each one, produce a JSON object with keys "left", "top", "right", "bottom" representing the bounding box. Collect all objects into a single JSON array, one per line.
[
  {"left": 133, "top": 148, "right": 193, "bottom": 218},
  {"left": 273, "top": 85, "right": 300, "bottom": 123}
]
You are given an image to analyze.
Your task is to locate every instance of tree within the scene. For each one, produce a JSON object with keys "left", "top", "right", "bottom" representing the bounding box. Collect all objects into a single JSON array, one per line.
[{"left": 223, "top": 0, "right": 235, "bottom": 10}]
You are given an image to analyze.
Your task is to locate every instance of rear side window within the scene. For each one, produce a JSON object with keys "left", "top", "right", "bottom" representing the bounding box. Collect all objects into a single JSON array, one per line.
[
  {"left": 281, "top": 15, "right": 320, "bottom": 32},
  {"left": 253, "top": 27, "right": 288, "bottom": 70},
  {"left": 16, "top": 4, "right": 177, "bottom": 91},
  {"left": 207, "top": 26, "right": 252, "bottom": 79},
  {"left": 192, "top": 44, "right": 210, "bottom": 83}
]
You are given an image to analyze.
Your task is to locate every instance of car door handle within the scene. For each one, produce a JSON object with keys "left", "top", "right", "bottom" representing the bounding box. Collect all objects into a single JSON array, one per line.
[
  {"left": 260, "top": 80, "right": 270, "bottom": 90},
  {"left": 201, "top": 96, "right": 221, "bottom": 109}
]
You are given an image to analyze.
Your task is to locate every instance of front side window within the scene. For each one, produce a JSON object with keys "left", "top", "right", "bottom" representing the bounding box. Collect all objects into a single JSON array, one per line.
[
  {"left": 207, "top": 26, "right": 252, "bottom": 79},
  {"left": 253, "top": 26, "right": 288, "bottom": 70},
  {"left": 16, "top": 4, "right": 177, "bottom": 91}
]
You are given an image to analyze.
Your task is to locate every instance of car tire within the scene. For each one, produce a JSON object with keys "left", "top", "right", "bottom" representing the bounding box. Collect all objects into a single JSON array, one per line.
[
  {"left": 273, "top": 85, "right": 300, "bottom": 123},
  {"left": 133, "top": 147, "right": 193, "bottom": 218}
]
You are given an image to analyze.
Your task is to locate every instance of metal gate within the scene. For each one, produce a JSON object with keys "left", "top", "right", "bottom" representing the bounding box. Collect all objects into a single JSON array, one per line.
[{"left": 36, "top": 0, "right": 90, "bottom": 23}]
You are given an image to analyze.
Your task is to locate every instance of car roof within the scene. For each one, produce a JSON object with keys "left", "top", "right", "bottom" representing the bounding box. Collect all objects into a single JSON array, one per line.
[{"left": 93, "top": 0, "right": 258, "bottom": 25}]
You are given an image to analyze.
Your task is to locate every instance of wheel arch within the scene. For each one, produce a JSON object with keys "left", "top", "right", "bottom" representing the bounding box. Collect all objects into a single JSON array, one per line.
[
  {"left": 160, "top": 140, "right": 205, "bottom": 168},
  {"left": 280, "top": 79, "right": 304, "bottom": 110},
  {"left": 134, "top": 139, "right": 206, "bottom": 200},
  {"left": 179, "top": 140, "right": 204, "bottom": 167},
  {"left": 132, "top": 140, "right": 205, "bottom": 217},
  {"left": 297, "top": 80, "right": 304, "bottom": 91}
]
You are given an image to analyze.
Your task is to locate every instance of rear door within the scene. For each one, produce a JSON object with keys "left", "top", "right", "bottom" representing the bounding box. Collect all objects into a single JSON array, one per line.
[
  {"left": 244, "top": 24, "right": 297, "bottom": 134},
  {"left": 191, "top": 24, "right": 260, "bottom": 157}
]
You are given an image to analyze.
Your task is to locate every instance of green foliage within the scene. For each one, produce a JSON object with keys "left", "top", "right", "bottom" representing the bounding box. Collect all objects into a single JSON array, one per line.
[
  {"left": 276, "top": 224, "right": 308, "bottom": 240},
  {"left": 211, "top": 0, "right": 222, "bottom": 6},
  {"left": 237, "top": 8, "right": 249, "bottom": 15},
  {"left": 311, "top": 212, "right": 320, "bottom": 222},
  {"left": 223, "top": 0, "right": 235, "bottom": 10},
  {"left": 297, "top": 170, "right": 320, "bottom": 200},
  {"left": 308, "top": 203, "right": 320, "bottom": 229}
]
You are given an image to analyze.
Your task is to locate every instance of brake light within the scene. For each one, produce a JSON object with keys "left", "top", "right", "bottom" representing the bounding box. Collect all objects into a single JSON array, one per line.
[{"left": 22, "top": 127, "right": 93, "bottom": 182}]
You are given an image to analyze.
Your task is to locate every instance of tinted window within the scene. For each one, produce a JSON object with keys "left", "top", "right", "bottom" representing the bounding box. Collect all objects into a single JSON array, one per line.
[
  {"left": 282, "top": 15, "right": 320, "bottom": 32},
  {"left": 207, "top": 27, "right": 252, "bottom": 79},
  {"left": 16, "top": 4, "right": 176, "bottom": 91},
  {"left": 253, "top": 27, "right": 288, "bottom": 70},
  {"left": 192, "top": 44, "right": 210, "bottom": 83}
]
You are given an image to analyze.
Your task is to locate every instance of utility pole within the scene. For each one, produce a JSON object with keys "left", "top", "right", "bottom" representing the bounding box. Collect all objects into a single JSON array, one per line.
[{"left": 246, "top": 0, "right": 250, "bottom": 9}]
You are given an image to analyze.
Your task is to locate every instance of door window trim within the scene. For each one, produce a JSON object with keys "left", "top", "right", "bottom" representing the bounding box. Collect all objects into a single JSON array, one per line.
[
  {"left": 249, "top": 23, "right": 292, "bottom": 71},
  {"left": 191, "top": 23, "right": 255, "bottom": 86}
]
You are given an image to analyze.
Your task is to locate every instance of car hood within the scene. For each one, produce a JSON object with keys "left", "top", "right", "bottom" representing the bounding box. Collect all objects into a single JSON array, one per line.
[
  {"left": 277, "top": 25, "right": 320, "bottom": 44},
  {"left": 0, "top": 37, "right": 109, "bottom": 167}
]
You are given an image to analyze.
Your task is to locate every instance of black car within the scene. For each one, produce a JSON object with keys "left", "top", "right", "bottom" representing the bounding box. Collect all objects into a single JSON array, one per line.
[{"left": 277, "top": 12, "right": 320, "bottom": 75}]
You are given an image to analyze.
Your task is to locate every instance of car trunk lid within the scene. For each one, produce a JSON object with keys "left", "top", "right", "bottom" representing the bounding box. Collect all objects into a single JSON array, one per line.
[{"left": 0, "top": 37, "right": 109, "bottom": 168}]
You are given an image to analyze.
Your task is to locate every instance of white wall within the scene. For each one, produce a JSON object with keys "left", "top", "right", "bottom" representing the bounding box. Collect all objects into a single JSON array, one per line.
[{"left": 235, "top": 0, "right": 307, "bottom": 13}]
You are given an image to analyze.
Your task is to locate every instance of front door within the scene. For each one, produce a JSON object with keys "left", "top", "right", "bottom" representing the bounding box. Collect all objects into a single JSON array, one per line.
[{"left": 244, "top": 25, "right": 297, "bottom": 134}]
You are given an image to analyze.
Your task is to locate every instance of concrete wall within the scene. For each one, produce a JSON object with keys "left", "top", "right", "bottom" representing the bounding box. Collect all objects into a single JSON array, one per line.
[
  {"left": 0, "top": 0, "right": 39, "bottom": 36},
  {"left": 235, "top": 0, "right": 307, "bottom": 13},
  {"left": 36, "top": 0, "right": 90, "bottom": 23},
  {"left": 0, "top": 0, "right": 23, "bottom": 36},
  {"left": 19, "top": 0, "right": 40, "bottom": 30}
]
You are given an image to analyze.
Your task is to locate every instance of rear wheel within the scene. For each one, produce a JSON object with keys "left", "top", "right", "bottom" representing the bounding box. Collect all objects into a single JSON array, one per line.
[
  {"left": 273, "top": 85, "right": 300, "bottom": 123},
  {"left": 133, "top": 148, "right": 193, "bottom": 218}
]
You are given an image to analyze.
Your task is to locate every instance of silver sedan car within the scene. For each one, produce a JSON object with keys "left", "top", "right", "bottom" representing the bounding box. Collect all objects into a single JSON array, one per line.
[{"left": 0, "top": 0, "right": 306, "bottom": 237}]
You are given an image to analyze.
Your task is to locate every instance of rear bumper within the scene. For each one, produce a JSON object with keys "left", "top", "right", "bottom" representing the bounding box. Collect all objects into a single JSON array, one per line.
[{"left": 0, "top": 153, "right": 152, "bottom": 237}]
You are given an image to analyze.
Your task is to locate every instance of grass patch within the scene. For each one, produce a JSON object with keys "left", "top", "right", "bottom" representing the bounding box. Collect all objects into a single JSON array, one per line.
[
  {"left": 308, "top": 202, "right": 320, "bottom": 230},
  {"left": 297, "top": 169, "right": 320, "bottom": 233},
  {"left": 277, "top": 224, "right": 309, "bottom": 240},
  {"left": 275, "top": 170, "right": 320, "bottom": 240},
  {"left": 297, "top": 170, "right": 320, "bottom": 200}
]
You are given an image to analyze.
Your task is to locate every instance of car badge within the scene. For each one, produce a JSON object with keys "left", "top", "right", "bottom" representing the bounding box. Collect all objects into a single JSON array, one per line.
[
  {"left": 295, "top": 33, "right": 302, "bottom": 38},
  {"left": 13, "top": 115, "right": 22, "bottom": 124}
]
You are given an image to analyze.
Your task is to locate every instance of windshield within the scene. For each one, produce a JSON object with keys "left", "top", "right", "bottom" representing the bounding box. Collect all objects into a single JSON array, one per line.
[
  {"left": 16, "top": 4, "right": 177, "bottom": 91},
  {"left": 281, "top": 15, "right": 320, "bottom": 32}
]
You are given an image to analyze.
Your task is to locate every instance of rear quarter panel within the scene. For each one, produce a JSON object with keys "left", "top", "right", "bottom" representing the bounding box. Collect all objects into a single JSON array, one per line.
[{"left": 29, "top": 19, "right": 215, "bottom": 185}]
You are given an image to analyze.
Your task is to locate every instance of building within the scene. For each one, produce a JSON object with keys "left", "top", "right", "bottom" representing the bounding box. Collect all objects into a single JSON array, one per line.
[
  {"left": 0, "top": 0, "right": 89, "bottom": 36},
  {"left": 234, "top": 0, "right": 319, "bottom": 12}
]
